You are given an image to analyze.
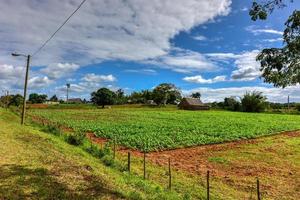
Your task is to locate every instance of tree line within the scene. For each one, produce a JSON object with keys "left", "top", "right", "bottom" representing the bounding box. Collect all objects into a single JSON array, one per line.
[{"left": 1, "top": 83, "right": 299, "bottom": 113}]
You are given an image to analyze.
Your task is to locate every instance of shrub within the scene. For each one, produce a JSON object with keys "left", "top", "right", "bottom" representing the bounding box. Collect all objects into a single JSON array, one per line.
[
  {"left": 101, "top": 155, "right": 115, "bottom": 167},
  {"left": 42, "top": 125, "right": 61, "bottom": 136},
  {"left": 65, "top": 132, "right": 85, "bottom": 146},
  {"left": 296, "top": 104, "right": 300, "bottom": 112},
  {"left": 223, "top": 97, "right": 241, "bottom": 111},
  {"left": 241, "top": 91, "right": 267, "bottom": 112}
]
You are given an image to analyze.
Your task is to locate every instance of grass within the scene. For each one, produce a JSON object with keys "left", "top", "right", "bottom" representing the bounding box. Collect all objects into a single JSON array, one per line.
[
  {"left": 29, "top": 106, "right": 300, "bottom": 151},
  {"left": 0, "top": 108, "right": 208, "bottom": 199},
  {"left": 1, "top": 107, "right": 299, "bottom": 199}
]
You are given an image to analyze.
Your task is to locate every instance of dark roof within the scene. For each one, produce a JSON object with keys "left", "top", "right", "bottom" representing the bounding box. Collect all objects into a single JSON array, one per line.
[
  {"left": 182, "top": 98, "right": 204, "bottom": 106},
  {"left": 67, "top": 98, "right": 82, "bottom": 103}
]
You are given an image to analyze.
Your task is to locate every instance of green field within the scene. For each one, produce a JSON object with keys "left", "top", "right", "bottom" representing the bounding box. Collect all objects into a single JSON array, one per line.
[{"left": 29, "top": 106, "right": 300, "bottom": 151}]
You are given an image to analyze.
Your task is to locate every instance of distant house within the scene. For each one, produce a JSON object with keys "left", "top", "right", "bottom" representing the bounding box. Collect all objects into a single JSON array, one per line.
[
  {"left": 67, "top": 98, "right": 83, "bottom": 104},
  {"left": 178, "top": 98, "right": 210, "bottom": 110}
]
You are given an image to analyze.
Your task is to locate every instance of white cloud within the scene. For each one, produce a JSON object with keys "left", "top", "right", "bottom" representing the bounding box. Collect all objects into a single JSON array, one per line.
[
  {"left": 28, "top": 76, "right": 53, "bottom": 89},
  {"left": 0, "top": 0, "right": 232, "bottom": 67},
  {"left": 152, "top": 48, "right": 219, "bottom": 73},
  {"left": 124, "top": 69, "right": 157, "bottom": 75},
  {"left": 183, "top": 85, "right": 300, "bottom": 103},
  {"left": 207, "top": 50, "right": 261, "bottom": 81},
  {"left": 263, "top": 38, "right": 283, "bottom": 42},
  {"left": 246, "top": 26, "right": 283, "bottom": 35},
  {"left": 183, "top": 75, "right": 226, "bottom": 84},
  {"left": 40, "top": 63, "right": 80, "bottom": 79},
  {"left": 192, "top": 35, "right": 207, "bottom": 41},
  {"left": 82, "top": 73, "right": 116, "bottom": 82}
]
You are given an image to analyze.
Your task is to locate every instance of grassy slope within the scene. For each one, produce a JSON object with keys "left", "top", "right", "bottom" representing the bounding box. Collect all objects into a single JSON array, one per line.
[
  {"left": 0, "top": 108, "right": 195, "bottom": 199},
  {"left": 30, "top": 106, "right": 300, "bottom": 151}
]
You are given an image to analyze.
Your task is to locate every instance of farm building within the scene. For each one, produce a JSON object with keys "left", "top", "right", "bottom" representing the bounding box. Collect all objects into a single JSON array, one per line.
[
  {"left": 178, "top": 98, "right": 210, "bottom": 110},
  {"left": 67, "top": 98, "right": 83, "bottom": 104}
]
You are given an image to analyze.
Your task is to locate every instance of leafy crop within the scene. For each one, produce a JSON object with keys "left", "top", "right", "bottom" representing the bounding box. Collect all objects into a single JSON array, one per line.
[{"left": 29, "top": 107, "right": 300, "bottom": 151}]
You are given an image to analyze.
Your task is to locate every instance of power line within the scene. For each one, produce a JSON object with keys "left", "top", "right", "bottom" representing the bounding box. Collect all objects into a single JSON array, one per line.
[{"left": 32, "top": 0, "right": 88, "bottom": 57}]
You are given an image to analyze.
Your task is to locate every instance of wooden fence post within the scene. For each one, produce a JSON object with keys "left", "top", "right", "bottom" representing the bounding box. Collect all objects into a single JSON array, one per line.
[
  {"left": 257, "top": 178, "right": 261, "bottom": 200},
  {"left": 207, "top": 170, "right": 210, "bottom": 200},
  {"left": 143, "top": 151, "right": 146, "bottom": 179},
  {"left": 128, "top": 152, "right": 131, "bottom": 173},
  {"left": 113, "top": 137, "right": 116, "bottom": 159},
  {"left": 168, "top": 157, "right": 172, "bottom": 190}
]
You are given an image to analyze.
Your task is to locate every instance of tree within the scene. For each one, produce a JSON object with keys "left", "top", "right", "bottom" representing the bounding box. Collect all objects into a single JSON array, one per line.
[
  {"left": 191, "top": 92, "right": 201, "bottom": 99},
  {"left": 50, "top": 95, "right": 58, "bottom": 102},
  {"left": 223, "top": 97, "right": 241, "bottom": 111},
  {"left": 250, "top": 1, "right": 299, "bottom": 88},
  {"left": 115, "top": 89, "right": 127, "bottom": 105},
  {"left": 9, "top": 94, "right": 24, "bottom": 107},
  {"left": 152, "top": 83, "right": 181, "bottom": 105},
  {"left": 29, "top": 93, "right": 47, "bottom": 104},
  {"left": 241, "top": 91, "right": 267, "bottom": 112},
  {"left": 91, "top": 88, "right": 116, "bottom": 108}
]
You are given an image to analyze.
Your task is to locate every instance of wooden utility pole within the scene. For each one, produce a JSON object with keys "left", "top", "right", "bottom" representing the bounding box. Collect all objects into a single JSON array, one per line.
[{"left": 21, "top": 55, "right": 31, "bottom": 125}]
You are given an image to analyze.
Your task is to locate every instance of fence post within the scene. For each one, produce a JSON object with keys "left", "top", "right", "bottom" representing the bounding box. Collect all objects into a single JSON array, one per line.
[
  {"left": 207, "top": 170, "right": 210, "bottom": 200},
  {"left": 128, "top": 152, "right": 131, "bottom": 173},
  {"left": 168, "top": 157, "right": 172, "bottom": 190},
  {"left": 257, "top": 178, "right": 261, "bottom": 200},
  {"left": 113, "top": 137, "right": 116, "bottom": 159},
  {"left": 143, "top": 151, "right": 146, "bottom": 179}
]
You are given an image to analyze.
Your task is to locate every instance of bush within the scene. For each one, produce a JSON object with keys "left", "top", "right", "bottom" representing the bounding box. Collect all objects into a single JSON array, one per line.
[
  {"left": 101, "top": 155, "right": 115, "bottom": 167},
  {"left": 296, "top": 104, "right": 300, "bottom": 112},
  {"left": 42, "top": 125, "right": 61, "bottom": 136},
  {"left": 241, "top": 91, "right": 267, "bottom": 112},
  {"left": 84, "top": 142, "right": 106, "bottom": 158},
  {"left": 223, "top": 97, "right": 241, "bottom": 111},
  {"left": 65, "top": 132, "right": 85, "bottom": 146}
]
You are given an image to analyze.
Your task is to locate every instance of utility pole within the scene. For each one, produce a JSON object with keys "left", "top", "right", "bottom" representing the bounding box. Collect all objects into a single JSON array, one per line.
[
  {"left": 12, "top": 53, "right": 31, "bottom": 125},
  {"left": 66, "top": 83, "right": 70, "bottom": 102},
  {"left": 21, "top": 55, "right": 31, "bottom": 125}
]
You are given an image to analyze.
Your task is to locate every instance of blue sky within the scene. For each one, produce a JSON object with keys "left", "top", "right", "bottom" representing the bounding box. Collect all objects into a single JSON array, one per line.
[{"left": 0, "top": 0, "right": 299, "bottom": 102}]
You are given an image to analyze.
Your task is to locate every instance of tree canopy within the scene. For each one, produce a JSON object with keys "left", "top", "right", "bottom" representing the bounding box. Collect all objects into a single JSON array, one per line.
[
  {"left": 250, "top": 0, "right": 299, "bottom": 88},
  {"left": 152, "top": 83, "right": 181, "bottom": 105},
  {"left": 29, "top": 93, "right": 47, "bottom": 104},
  {"left": 91, "top": 88, "right": 116, "bottom": 108}
]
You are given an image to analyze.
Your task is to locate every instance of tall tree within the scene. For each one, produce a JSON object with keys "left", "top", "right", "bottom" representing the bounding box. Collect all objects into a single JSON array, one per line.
[
  {"left": 91, "top": 88, "right": 116, "bottom": 108},
  {"left": 250, "top": 1, "right": 299, "bottom": 88},
  {"left": 241, "top": 91, "right": 267, "bottom": 112}
]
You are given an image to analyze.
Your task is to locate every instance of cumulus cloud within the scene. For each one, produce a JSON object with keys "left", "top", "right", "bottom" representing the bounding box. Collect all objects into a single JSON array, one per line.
[
  {"left": 152, "top": 48, "right": 219, "bottom": 73},
  {"left": 82, "top": 73, "right": 116, "bottom": 82},
  {"left": 28, "top": 76, "right": 53, "bottom": 89},
  {"left": 0, "top": 0, "right": 232, "bottom": 66},
  {"left": 183, "top": 86, "right": 300, "bottom": 103},
  {"left": 183, "top": 75, "right": 226, "bottom": 84},
  {"left": 40, "top": 63, "right": 80, "bottom": 79},
  {"left": 207, "top": 50, "right": 261, "bottom": 81}
]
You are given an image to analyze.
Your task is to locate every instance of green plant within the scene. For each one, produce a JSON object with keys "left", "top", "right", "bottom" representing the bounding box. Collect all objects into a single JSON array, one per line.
[
  {"left": 101, "top": 155, "right": 115, "bottom": 167},
  {"left": 296, "top": 104, "right": 300, "bottom": 112},
  {"left": 241, "top": 91, "right": 267, "bottom": 112},
  {"left": 64, "top": 132, "right": 85, "bottom": 146},
  {"left": 29, "top": 106, "right": 300, "bottom": 151}
]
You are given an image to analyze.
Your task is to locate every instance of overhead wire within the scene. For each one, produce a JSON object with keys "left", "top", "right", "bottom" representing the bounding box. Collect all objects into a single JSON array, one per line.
[{"left": 32, "top": 0, "right": 88, "bottom": 57}]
